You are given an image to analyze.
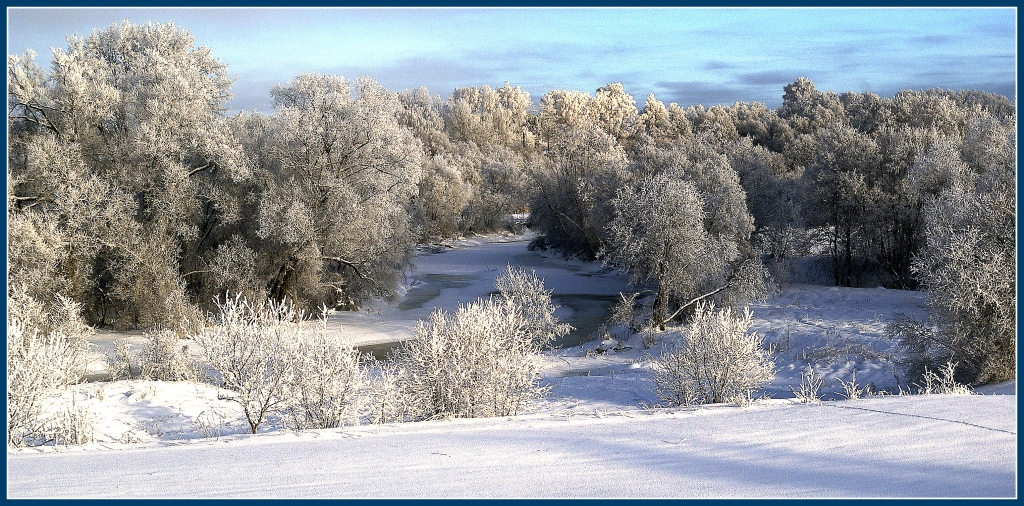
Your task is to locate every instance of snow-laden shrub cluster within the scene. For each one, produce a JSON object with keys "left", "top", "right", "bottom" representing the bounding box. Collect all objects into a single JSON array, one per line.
[
  {"left": 399, "top": 298, "right": 544, "bottom": 419},
  {"left": 916, "top": 361, "right": 973, "bottom": 395},
  {"left": 792, "top": 365, "right": 825, "bottom": 403},
  {"left": 388, "top": 267, "right": 571, "bottom": 420},
  {"left": 364, "top": 359, "right": 411, "bottom": 425},
  {"left": 283, "top": 318, "right": 366, "bottom": 430},
  {"left": 194, "top": 295, "right": 364, "bottom": 433},
  {"left": 7, "top": 289, "right": 91, "bottom": 447},
  {"left": 40, "top": 397, "right": 96, "bottom": 446},
  {"left": 192, "top": 269, "right": 565, "bottom": 431},
  {"left": 650, "top": 303, "right": 773, "bottom": 406},
  {"left": 108, "top": 331, "right": 200, "bottom": 382}
]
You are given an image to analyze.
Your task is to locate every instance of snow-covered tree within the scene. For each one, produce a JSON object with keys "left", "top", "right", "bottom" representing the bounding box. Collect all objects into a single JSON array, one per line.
[
  {"left": 898, "top": 149, "right": 1016, "bottom": 385},
  {"left": 8, "top": 21, "right": 245, "bottom": 328},
  {"left": 725, "top": 138, "right": 804, "bottom": 271},
  {"left": 255, "top": 73, "right": 424, "bottom": 311},
  {"left": 444, "top": 82, "right": 533, "bottom": 150},
  {"left": 606, "top": 173, "right": 724, "bottom": 329},
  {"left": 800, "top": 123, "right": 883, "bottom": 287},
  {"left": 529, "top": 122, "right": 630, "bottom": 258},
  {"left": 778, "top": 77, "right": 845, "bottom": 134},
  {"left": 588, "top": 82, "right": 637, "bottom": 143}
]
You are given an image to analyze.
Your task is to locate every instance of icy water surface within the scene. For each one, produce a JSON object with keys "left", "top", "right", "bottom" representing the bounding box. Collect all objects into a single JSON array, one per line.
[
  {"left": 357, "top": 292, "right": 623, "bottom": 360},
  {"left": 349, "top": 233, "right": 630, "bottom": 360}
]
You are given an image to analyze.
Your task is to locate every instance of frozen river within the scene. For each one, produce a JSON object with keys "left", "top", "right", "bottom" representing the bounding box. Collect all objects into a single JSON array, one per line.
[{"left": 333, "top": 232, "right": 632, "bottom": 358}]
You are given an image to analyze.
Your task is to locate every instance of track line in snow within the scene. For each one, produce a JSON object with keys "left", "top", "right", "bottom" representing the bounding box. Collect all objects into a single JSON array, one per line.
[{"left": 822, "top": 403, "right": 1016, "bottom": 435}]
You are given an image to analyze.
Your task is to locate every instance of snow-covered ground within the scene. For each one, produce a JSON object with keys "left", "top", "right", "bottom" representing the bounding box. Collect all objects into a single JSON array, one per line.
[
  {"left": 9, "top": 231, "right": 1017, "bottom": 498},
  {"left": 7, "top": 394, "right": 1016, "bottom": 498}
]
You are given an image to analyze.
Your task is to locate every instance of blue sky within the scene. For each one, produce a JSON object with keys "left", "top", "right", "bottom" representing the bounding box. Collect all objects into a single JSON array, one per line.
[{"left": 6, "top": 7, "right": 1017, "bottom": 113}]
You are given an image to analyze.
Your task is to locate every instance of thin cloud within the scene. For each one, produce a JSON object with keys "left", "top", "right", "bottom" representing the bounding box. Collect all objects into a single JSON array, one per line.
[{"left": 736, "top": 71, "right": 805, "bottom": 86}]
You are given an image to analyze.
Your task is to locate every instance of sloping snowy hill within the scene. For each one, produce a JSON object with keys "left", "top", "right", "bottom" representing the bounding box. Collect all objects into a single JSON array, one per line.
[{"left": 7, "top": 394, "right": 1015, "bottom": 498}]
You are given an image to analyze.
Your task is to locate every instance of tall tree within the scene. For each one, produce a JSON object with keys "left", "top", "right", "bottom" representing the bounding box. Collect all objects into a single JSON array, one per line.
[
  {"left": 8, "top": 21, "right": 245, "bottom": 328},
  {"left": 254, "top": 73, "right": 424, "bottom": 311}
]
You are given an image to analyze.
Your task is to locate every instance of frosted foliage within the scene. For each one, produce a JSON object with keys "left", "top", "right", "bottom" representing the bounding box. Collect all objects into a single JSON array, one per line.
[
  {"left": 462, "top": 145, "right": 532, "bottom": 233},
  {"left": 7, "top": 290, "right": 90, "bottom": 447},
  {"left": 494, "top": 266, "right": 573, "bottom": 348},
  {"left": 529, "top": 123, "right": 629, "bottom": 257},
  {"left": 365, "top": 359, "right": 411, "bottom": 425},
  {"left": 589, "top": 83, "right": 638, "bottom": 141},
  {"left": 536, "top": 83, "right": 638, "bottom": 144},
  {"left": 398, "top": 87, "right": 450, "bottom": 155},
  {"left": 445, "top": 82, "right": 532, "bottom": 148},
  {"left": 628, "top": 140, "right": 754, "bottom": 250},
  {"left": 907, "top": 140, "right": 973, "bottom": 198},
  {"left": 635, "top": 94, "right": 686, "bottom": 145},
  {"left": 194, "top": 296, "right": 300, "bottom": 434},
  {"left": 538, "top": 89, "right": 594, "bottom": 137},
  {"left": 416, "top": 151, "right": 476, "bottom": 239},
  {"left": 961, "top": 112, "right": 1016, "bottom": 173},
  {"left": 396, "top": 270, "right": 569, "bottom": 420},
  {"left": 606, "top": 173, "right": 730, "bottom": 325},
  {"left": 909, "top": 161, "right": 1016, "bottom": 384},
  {"left": 726, "top": 139, "right": 802, "bottom": 263},
  {"left": 207, "top": 236, "right": 262, "bottom": 303},
  {"left": 8, "top": 21, "right": 244, "bottom": 329},
  {"left": 650, "top": 304, "right": 773, "bottom": 406},
  {"left": 261, "top": 73, "right": 423, "bottom": 309},
  {"left": 195, "top": 296, "right": 365, "bottom": 433},
  {"left": 400, "top": 299, "right": 546, "bottom": 420},
  {"left": 608, "top": 174, "right": 713, "bottom": 287},
  {"left": 779, "top": 77, "right": 845, "bottom": 134},
  {"left": 686, "top": 104, "right": 739, "bottom": 142},
  {"left": 283, "top": 318, "right": 365, "bottom": 430},
  {"left": 138, "top": 331, "right": 200, "bottom": 382}
]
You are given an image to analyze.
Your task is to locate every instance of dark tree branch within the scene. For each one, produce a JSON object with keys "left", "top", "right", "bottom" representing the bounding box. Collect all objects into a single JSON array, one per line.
[
  {"left": 188, "top": 162, "right": 217, "bottom": 177},
  {"left": 663, "top": 282, "right": 732, "bottom": 325}
]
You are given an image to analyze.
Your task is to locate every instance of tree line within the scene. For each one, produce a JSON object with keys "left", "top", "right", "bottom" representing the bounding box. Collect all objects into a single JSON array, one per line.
[{"left": 8, "top": 21, "right": 1015, "bottom": 383}]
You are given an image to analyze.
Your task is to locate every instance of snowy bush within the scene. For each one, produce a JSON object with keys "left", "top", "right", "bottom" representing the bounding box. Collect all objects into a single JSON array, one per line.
[
  {"left": 916, "top": 361, "right": 973, "bottom": 395},
  {"left": 493, "top": 266, "right": 573, "bottom": 348},
  {"left": 41, "top": 396, "right": 96, "bottom": 446},
  {"left": 649, "top": 303, "right": 773, "bottom": 406},
  {"left": 194, "top": 295, "right": 300, "bottom": 434},
  {"left": 107, "top": 339, "right": 139, "bottom": 380},
  {"left": 7, "top": 291, "right": 90, "bottom": 447},
  {"left": 792, "top": 365, "right": 825, "bottom": 403},
  {"left": 395, "top": 268, "right": 569, "bottom": 420},
  {"left": 196, "top": 295, "right": 367, "bottom": 433},
  {"left": 137, "top": 330, "right": 201, "bottom": 382},
  {"left": 283, "top": 316, "right": 365, "bottom": 430},
  {"left": 364, "top": 358, "right": 412, "bottom": 424},
  {"left": 399, "top": 299, "right": 544, "bottom": 419}
]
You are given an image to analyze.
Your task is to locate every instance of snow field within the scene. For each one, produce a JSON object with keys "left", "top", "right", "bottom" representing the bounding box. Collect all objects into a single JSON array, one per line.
[{"left": 8, "top": 395, "right": 1015, "bottom": 498}]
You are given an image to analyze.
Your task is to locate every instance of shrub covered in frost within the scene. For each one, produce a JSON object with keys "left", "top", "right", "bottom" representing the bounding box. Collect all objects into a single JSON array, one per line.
[
  {"left": 283, "top": 317, "right": 365, "bottom": 430},
  {"left": 395, "top": 267, "right": 570, "bottom": 420},
  {"left": 195, "top": 295, "right": 365, "bottom": 433},
  {"left": 194, "top": 295, "right": 301, "bottom": 434},
  {"left": 138, "top": 330, "right": 201, "bottom": 382},
  {"left": 7, "top": 289, "right": 90, "bottom": 447},
  {"left": 650, "top": 303, "right": 773, "bottom": 406}
]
